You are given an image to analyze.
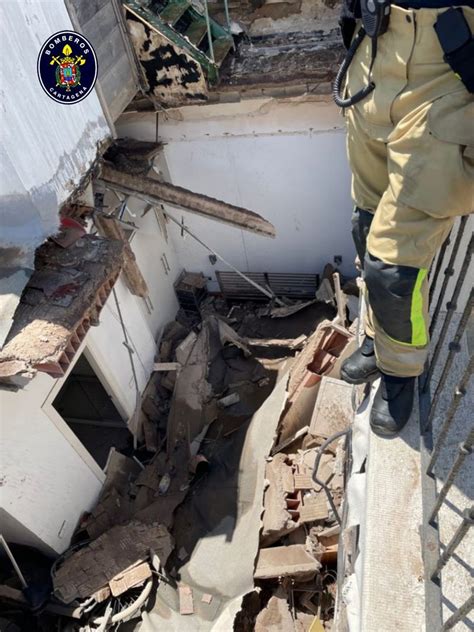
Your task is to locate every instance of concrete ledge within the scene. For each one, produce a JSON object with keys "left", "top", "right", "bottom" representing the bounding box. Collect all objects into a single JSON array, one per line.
[{"left": 360, "top": 381, "right": 426, "bottom": 632}]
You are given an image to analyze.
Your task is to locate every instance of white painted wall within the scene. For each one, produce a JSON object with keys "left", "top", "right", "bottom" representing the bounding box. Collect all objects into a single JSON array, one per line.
[
  {"left": 0, "top": 0, "right": 111, "bottom": 346},
  {"left": 0, "top": 0, "right": 110, "bottom": 259},
  {"left": 118, "top": 97, "right": 355, "bottom": 291},
  {"left": 0, "top": 371, "right": 104, "bottom": 555}
]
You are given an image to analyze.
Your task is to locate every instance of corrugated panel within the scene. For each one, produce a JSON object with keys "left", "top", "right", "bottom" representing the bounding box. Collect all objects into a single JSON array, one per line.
[{"left": 216, "top": 271, "right": 319, "bottom": 300}]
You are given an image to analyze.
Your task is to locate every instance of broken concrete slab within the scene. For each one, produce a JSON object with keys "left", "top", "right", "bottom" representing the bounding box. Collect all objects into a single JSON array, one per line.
[
  {"left": 53, "top": 521, "right": 172, "bottom": 603},
  {"left": 254, "top": 545, "right": 320, "bottom": 581},
  {"left": 262, "top": 454, "right": 299, "bottom": 546},
  {"left": 254, "top": 588, "right": 295, "bottom": 632},
  {"left": 0, "top": 236, "right": 124, "bottom": 379},
  {"left": 100, "top": 165, "right": 276, "bottom": 238},
  {"left": 309, "top": 376, "right": 353, "bottom": 439}
]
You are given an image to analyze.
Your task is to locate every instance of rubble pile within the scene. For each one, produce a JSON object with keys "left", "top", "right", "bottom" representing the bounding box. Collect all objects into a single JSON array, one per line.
[{"left": 0, "top": 267, "right": 359, "bottom": 632}]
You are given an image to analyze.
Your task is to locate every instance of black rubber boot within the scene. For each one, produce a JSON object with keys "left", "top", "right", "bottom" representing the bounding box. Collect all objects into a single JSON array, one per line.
[
  {"left": 370, "top": 373, "right": 415, "bottom": 437},
  {"left": 340, "top": 336, "right": 379, "bottom": 384}
]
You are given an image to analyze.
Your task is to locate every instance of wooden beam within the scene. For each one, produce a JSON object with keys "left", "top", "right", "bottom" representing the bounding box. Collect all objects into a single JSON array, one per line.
[
  {"left": 100, "top": 164, "right": 276, "bottom": 238},
  {"left": 94, "top": 214, "right": 149, "bottom": 298}
]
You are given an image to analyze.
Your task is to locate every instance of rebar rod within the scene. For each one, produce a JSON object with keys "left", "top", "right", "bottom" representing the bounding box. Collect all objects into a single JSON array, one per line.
[
  {"left": 223, "top": 0, "right": 231, "bottom": 33},
  {"left": 164, "top": 211, "right": 285, "bottom": 305},
  {"left": 429, "top": 431, "right": 474, "bottom": 522},
  {"left": 0, "top": 535, "right": 28, "bottom": 588},
  {"left": 429, "top": 231, "right": 451, "bottom": 303},
  {"left": 441, "top": 588, "right": 474, "bottom": 631},
  {"left": 426, "top": 290, "right": 473, "bottom": 426},
  {"left": 203, "top": 0, "right": 214, "bottom": 62},
  {"left": 312, "top": 429, "right": 349, "bottom": 526},
  {"left": 427, "top": 354, "right": 474, "bottom": 475},
  {"left": 430, "top": 217, "right": 468, "bottom": 337},
  {"left": 424, "top": 232, "right": 473, "bottom": 391},
  {"left": 431, "top": 507, "right": 474, "bottom": 579}
]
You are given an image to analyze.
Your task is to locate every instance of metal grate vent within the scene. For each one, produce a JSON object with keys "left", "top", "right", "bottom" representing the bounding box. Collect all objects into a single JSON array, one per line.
[{"left": 216, "top": 271, "right": 319, "bottom": 301}]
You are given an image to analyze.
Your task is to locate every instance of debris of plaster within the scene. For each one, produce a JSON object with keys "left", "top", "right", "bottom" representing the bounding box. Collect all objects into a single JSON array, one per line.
[{"left": 18, "top": 264, "right": 358, "bottom": 631}]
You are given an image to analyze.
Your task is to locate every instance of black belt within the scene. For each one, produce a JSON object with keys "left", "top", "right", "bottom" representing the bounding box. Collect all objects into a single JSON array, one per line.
[{"left": 395, "top": 1, "right": 474, "bottom": 8}]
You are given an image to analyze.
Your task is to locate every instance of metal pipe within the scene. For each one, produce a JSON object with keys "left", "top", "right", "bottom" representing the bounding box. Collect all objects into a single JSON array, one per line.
[
  {"left": 431, "top": 507, "right": 474, "bottom": 579},
  {"left": 426, "top": 290, "right": 473, "bottom": 428},
  {"left": 441, "top": 587, "right": 474, "bottom": 631},
  {"left": 430, "top": 217, "right": 467, "bottom": 337},
  {"left": 165, "top": 211, "right": 286, "bottom": 305},
  {"left": 0, "top": 535, "right": 28, "bottom": 589},
  {"left": 424, "top": 233, "right": 473, "bottom": 391},
  {"left": 203, "top": 0, "right": 214, "bottom": 62},
  {"left": 427, "top": 354, "right": 474, "bottom": 475},
  {"left": 311, "top": 429, "right": 350, "bottom": 526},
  {"left": 223, "top": 0, "right": 232, "bottom": 34},
  {"left": 429, "top": 231, "right": 451, "bottom": 303},
  {"left": 429, "top": 430, "right": 474, "bottom": 523}
]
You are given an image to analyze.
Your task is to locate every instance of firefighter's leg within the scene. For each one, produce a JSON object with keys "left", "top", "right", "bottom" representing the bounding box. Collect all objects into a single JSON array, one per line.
[
  {"left": 365, "top": 90, "right": 473, "bottom": 435},
  {"left": 340, "top": 108, "right": 388, "bottom": 384},
  {"left": 366, "top": 91, "right": 473, "bottom": 378}
]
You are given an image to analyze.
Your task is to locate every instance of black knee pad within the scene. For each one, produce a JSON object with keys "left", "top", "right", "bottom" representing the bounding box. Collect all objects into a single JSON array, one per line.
[
  {"left": 364, "top": 253, "right": 428, "bottom": 346},
  {"left": 351, "top": 208, "right": 374, "bottom": 269}
]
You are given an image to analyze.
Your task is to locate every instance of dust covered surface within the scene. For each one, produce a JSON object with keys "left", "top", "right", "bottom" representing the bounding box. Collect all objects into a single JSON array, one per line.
[
  {"left": 0, "top": 235, "right": 123, "bottom": 378},
  {"left": 217, "top": 29, "right": 343, "bottom": 91}
]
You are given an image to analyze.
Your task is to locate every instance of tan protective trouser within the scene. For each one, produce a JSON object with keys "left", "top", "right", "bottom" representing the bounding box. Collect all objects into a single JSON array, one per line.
[{"left": 346, "top": 5, "right": 474, "bottom": 377}]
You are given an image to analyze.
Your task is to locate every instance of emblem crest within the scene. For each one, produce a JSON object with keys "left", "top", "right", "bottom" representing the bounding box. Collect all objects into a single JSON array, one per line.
[{"left": 37, "top": 31, "right": 97, "bottom": 104}]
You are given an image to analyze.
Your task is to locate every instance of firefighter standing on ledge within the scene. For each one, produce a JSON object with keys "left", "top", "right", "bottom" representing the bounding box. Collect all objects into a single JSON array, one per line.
[{"left": 336, "top": 0, "right": 474, "bottom": 435}]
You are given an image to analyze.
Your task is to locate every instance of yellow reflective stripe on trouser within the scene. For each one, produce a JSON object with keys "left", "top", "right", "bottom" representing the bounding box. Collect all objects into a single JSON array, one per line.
[{"left": 410, "top": 268, "right": 428, "bottom": 346}]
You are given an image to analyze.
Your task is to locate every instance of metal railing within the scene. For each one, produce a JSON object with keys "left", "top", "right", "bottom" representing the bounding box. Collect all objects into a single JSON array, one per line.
[{"left": 420, "top": 218, "right": 474, "bottom": 631}]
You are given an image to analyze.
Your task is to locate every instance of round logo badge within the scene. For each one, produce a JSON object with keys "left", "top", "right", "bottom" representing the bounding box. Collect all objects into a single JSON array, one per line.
[{"left": 37, "top": 30, "right": 98, "bottom": 104}]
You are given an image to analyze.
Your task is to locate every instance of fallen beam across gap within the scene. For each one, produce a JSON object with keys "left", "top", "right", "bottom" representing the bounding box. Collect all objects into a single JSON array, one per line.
[{"left": 99, "top": 164, "right": 276, "bottom": 238}]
